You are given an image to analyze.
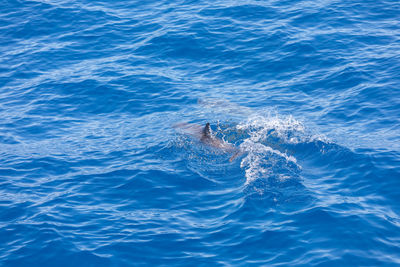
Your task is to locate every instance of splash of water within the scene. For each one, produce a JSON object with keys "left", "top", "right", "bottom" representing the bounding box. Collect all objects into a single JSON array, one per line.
[{"left": 237, "top": 114, "right": 306, "bottom": 184}]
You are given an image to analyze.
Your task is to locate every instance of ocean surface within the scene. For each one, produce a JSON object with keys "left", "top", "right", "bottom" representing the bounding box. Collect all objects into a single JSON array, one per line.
[{"left": 1, "top": 0, "right": 400, "bottom": 266}]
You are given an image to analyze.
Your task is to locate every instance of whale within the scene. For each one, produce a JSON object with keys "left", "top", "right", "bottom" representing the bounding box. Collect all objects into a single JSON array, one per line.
[{"left": 174, "top": 122, "right": 242, "bottom": 162}]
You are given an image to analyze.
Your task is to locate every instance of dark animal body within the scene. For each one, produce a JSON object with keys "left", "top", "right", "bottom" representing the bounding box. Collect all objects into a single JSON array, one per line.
[{"left": 174, "top": 122, "right": 241, "bottom": 162}]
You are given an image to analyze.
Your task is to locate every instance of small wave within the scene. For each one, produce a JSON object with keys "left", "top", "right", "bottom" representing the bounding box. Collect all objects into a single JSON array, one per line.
[
  {"left": 240, "top": 139, "right": 299, "bottom": 185},
  {"left": 237, "top": 114, "right": 313, "bottom": 184},
  {"left": 238, "top": 114, "right": 308, "bottom": 144}
]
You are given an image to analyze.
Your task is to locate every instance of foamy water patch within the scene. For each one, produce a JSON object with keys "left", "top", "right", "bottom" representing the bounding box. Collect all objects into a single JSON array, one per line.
[
  {"left": 237, "top": 114, "right": 307, "bottom": 144},
  {"left": 237, "top": 114, "right": 306, "bottom": 184},
  {"left": 240, "top": 139, "right": 300, "bottom": 184}
]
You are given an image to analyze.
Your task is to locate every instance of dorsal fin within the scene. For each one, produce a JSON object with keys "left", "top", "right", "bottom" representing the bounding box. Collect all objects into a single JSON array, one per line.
[{"left": 202, "top": 122, "right": 212, "bottom": 138}]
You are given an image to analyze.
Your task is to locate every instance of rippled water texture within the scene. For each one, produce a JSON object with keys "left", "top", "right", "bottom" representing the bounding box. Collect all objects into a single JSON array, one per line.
[{"left": 1, "top": 0, "right": 400, "bottom": 266}]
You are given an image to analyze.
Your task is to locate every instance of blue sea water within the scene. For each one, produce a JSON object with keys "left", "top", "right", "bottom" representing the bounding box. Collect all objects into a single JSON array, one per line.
[{"left": 1, "top": 0, "right": 400, "bottom": 265}]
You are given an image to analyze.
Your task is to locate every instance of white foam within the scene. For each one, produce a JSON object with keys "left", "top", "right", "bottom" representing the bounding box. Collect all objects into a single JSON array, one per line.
[
  {"left": 239, "top": 139, "right": 299, "bottom": 184},
  {"left": 237, "top": 114, "right": 306, "bottom": 144},
  {"left": 237, "top": 114, "right": 306, "bottom": 184}
]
